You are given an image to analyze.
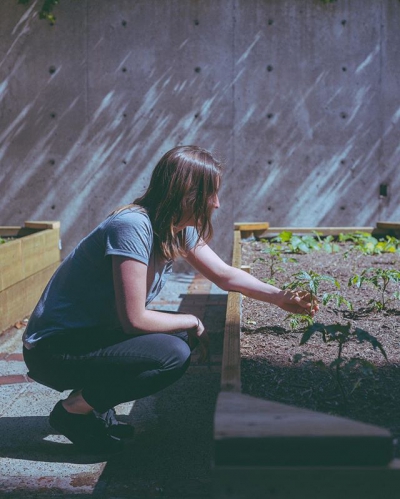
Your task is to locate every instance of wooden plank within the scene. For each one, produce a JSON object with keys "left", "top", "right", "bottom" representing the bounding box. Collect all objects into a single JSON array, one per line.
[
  {"left": 265, "top": 226, "right": 375, "bottom": 235},
  {"left": 0, "top": 227, "right": 39, "bottom": 237},
  {"left": 220, "top": 230, "right": 242, "bottom": 392},
  {"left": 24, "top": 221, "right": 61, "bottom": 230},
  {"left": 220, "top": 292, "right": 241, "bottom": 392},
  {"left": 0, "top": 262, "right": 59, "bottom": 332},
  {"left": 0, "top": 239, "right": 23, "bottom": 292},
  {"left": 376, "top": 222, "right": 400, "bottom": 230},
  {"left": 214, "top": 392, "right": 393, "bottom": 466},
  {"left": 231, "top": 230, "right": 242, "bottom": 269},
  {"left": 1, "top": 229, "right": 60, "bottom": 291},
  {"left": 234, "top": 222, "right": 270, "bottom": 231},
  {"left": 21, "top": 228, "right": 60, "bottom": 279},
  {"left": 213, "top": 460, "right": 400, "bottom": 499}
]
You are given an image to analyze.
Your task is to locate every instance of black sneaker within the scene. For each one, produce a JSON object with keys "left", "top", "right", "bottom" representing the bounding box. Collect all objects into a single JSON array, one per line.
[
  {"left": 93, "top": 408, "right": 135, "bottom": 439},
  {"left": 49, "top": 400, "right": 124, "bottom": 453}
]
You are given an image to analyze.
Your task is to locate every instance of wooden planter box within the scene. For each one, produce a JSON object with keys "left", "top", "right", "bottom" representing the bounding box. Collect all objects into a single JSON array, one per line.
[
  {"left": 213, "top": 222, "right": 400, "bottom": 499},
  {"left": 0, "top": 221, "right": 61, "bottom": 332}
]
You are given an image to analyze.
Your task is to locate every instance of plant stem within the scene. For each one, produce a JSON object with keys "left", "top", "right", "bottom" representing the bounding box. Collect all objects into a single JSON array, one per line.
[{"left": 336, "top": 342, "right": 348, "bottom": 412}]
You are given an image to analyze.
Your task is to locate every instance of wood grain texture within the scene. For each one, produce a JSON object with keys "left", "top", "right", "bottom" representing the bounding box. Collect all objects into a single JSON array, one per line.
[
  {"left": 0, "top": 262, "right": 59, "bottom": 331},
  {"left": 0, "top": 228, "right": 60, "bottom": 292},
  {"left": 220, "top": 230, "right": 242, "bottom": 392},
  {"left": 213, "top": 460, "right": 400, "bottom": 499},
  {"left": 266, "top": 226, "right": 375, "bottom": 235},
  {"left": 24, "top": 221, "right": 61, "bottom": 230},
  {"left": 234, "top": 222, "right": 270, "bottom": 231},
  {"left": 214, "top": 392, "right": 394, "bottom": 466}
]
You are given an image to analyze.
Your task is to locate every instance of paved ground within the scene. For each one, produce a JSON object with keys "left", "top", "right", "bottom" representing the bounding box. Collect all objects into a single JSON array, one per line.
[{"left": 0, "top": 273, "right": 227, "bottom": 498}]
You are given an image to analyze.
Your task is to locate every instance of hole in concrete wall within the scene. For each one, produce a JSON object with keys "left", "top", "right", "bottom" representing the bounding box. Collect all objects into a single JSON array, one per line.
[
  {"left": 51, "top": 205, "right": 56, "bottom": 210},
  {"left": 49, "top": 159, "right": 56, "bottom": 165},
  {"left": 49, "top": 66, "right": 57, "bottom": 74},
  {"left": 267, "top": 113, "right": 274, "bottom": 119},
  {"left": 267, "top": 65, "right": 273, "bottom": 72},
  {"left": 121, "top": 20, "right": 127, "bottom": 27},
  {"left": 268, "top": 206, "right": 273, "bottom": 211},
  {"left": 194, "top": 19, "right": 199, "bottom": 25},
  {"left": 341, "top": 20, "right": 347, "bottom": 26},
  {"left": 123, "top": 113, "right": 127, "bottom": 118},
  {"left": 342, "top": 67, "right": 347, "bottom": 72},
  {"left": 380, "top": 184, "right": 388, "bottom": 197},
  {"left": 50, "top": 112, "right": 57, "bottom": 118},
  {"left": 122, "top": 67, "right": 127, "bottom": 73},
  {"left": 340, "top": 206, "right": 346, "bottom": 210},
  {"left": 267, "top": 160, "right": 273, "bottom": 165},
  {"left": 194, "top": 67, "right": 201, "bottom": 73},
  {"left": 122, "top": 160, "right": 127, "bottom": 165},
  {"left": 340, "top": 112, "right": 347, "bottom": 119},
  {"left": 194, "top": 113, "right": 200, "bottom": 118},
  {"left": 268, "top": 19, "right": 274, "bottom": 25},
  {"left": 340, "top": 159, "right": 346, "bottom": 165}
]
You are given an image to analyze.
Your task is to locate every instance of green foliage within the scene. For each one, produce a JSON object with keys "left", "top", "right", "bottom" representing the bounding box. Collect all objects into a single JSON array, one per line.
[
  {"left": 349, "top": 268, "right": 400, "bottom": 310},
  {"left": 284, "top": 313, "right": 314, "bottom": 330},
  {"left": 339, "top": 232, "right": 400, "bottom": 255},
  {"left": 322, "top": 292, "right": 353, "bottom": 311},
  {"left": 18, "top": 0, "right": 59, "bottom": 23},
  {"left": 256, "top": 241, "right": 298, "bottom": 283},
  {"left": 284, "top": 270, "right": 340, "bottom": 296},
  {"left": 273, "top": 231, "right": 340, "bottom": 254},
  {"left": 283, "top": 270, "right": 341, "bottom": 332},
  {"left": 0, "top": 237, "right": 6, "bottom": 245}
]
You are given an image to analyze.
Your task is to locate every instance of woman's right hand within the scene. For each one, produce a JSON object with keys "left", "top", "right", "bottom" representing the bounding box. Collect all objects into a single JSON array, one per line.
[{"left": 188, "top": 317, "right": 209, "bottom": 363}]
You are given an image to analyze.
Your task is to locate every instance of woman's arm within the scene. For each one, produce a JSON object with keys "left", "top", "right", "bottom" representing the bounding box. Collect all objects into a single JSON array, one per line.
[
  {"left": 112, "top": 255, "right": 201, "bottom": 334},
  {"left": 184, "top": 242, "right": 317, "bottom": 315}
]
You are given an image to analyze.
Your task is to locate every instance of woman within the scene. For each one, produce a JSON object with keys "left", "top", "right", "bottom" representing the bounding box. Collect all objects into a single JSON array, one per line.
[{"left": 23, "top": 145, "right": 316, "bottom": 454}]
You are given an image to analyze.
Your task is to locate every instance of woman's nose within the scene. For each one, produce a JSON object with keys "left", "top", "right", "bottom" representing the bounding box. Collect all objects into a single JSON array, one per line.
[{"left": 214, "top": 194, "right": 220, "bottom": 209}]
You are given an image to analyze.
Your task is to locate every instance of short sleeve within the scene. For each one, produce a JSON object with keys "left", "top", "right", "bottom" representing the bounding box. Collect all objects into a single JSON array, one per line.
[
  {"left": 184, "top": 227, "right": 199, "bottom": 251},
  {"left": 104, "top": 210, "right": 153, "bottom": 265}
]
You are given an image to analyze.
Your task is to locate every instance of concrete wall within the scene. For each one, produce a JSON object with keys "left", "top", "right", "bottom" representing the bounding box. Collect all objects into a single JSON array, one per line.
[{"left": 1, "top": 0, "right": 399, "bottom": 262}]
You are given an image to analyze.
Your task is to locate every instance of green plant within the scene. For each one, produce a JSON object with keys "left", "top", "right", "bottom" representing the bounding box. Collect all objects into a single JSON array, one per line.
[
  {"left": 300, "top": 322, "right": 387, "bottom": 409},
  {"left": 339, "top": 232, "right": 400, "bottom": 255},
  {"left": 349, "top": 268, "right": 400, "bottom": 311},
  {"left": 256, "top": 242, "right": 297, "bottom": 284},
  {"left": 322, "top": 292, "right": 353, "bottom": 311},
  {"left": 0, "top": 237, "right": 6, "bottom": 245},
  {"left": 273, "top": 231, "right": 320, "bottom": 254},
  {"left": 313, "top": 231, "right": 340, "bottom": 253},
  {"left": 283, "top": 270, "right": 340, "bottom": 329},
  {"left": 18, "top": 0, "right": 59, "bottom": 23}
]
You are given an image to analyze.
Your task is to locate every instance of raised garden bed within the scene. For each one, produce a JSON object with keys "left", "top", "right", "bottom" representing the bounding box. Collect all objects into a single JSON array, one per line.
[
  {"left": 213, "top": 222, "right": 400, "bottom": 499},
  {"left": 0, "top": 221, "right": 60, "bottom": 332},
  {"left": 241, "top": 230, "right": 400, "bottom": 431}
]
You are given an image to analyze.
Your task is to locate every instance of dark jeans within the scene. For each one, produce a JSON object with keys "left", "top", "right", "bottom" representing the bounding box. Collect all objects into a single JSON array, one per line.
[{"left": 23, "top": 327, "right": 194, "bottom": 413}]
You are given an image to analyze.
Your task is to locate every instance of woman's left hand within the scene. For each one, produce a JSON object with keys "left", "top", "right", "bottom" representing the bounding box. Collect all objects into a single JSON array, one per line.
[{"left": 275, "top": 289, "right": 319, "bottom": 316}]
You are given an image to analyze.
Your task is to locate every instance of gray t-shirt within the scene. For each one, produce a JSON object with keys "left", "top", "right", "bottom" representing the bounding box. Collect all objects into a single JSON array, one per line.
[{"left": 23, "top": 209, "right": 198, "bottom": 349}]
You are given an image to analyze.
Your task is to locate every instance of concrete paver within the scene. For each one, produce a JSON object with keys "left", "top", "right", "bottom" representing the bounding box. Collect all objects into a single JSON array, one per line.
[{"left": 0, "top": 273, "right": 227, "bottom": 498}]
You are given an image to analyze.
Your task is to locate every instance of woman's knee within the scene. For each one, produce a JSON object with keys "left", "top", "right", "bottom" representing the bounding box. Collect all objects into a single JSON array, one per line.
[{"left": 159, "top": 335, "right": 191, "bottom": 371}]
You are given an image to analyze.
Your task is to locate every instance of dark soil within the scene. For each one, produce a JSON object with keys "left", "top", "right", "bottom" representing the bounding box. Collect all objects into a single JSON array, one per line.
[{"left": 240, "top": 239, "right": 400, "bottom": 448}]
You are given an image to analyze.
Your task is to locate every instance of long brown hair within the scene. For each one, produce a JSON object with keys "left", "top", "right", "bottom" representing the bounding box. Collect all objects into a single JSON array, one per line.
[{"left": 114, "top": 145, "right": 223, "bottom": 260}]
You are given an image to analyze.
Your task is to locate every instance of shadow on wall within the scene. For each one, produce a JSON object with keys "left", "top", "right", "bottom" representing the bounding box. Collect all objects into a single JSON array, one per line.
[{"left": 1, "top": 0, "right": 399, "bottom": 260}]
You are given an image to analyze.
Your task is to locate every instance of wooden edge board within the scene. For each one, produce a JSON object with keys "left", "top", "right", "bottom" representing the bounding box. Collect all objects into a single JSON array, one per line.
[
  {"left": 0, "top": 227, "right": 39, "bottom": 237},
  {"left": 25, "top": 221, "right": 60, "bottom": 230},
  {"left": 377, "top": 222, "right": 400, "bottom": 229},
  {"left": 265, "top": 226, "right": 375, "bottom": 234},
  {"left": 220, "top": 230, "right": 242, "bottom": 392},
  {"left": 234, "top": 222, "right": 270, "bottom": 231},
  {"left": 213, "top": 461, "right": 400, "bottom": 499},
  {"left": 220, "top": 292, "right": 241, "bottom": 392}
]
